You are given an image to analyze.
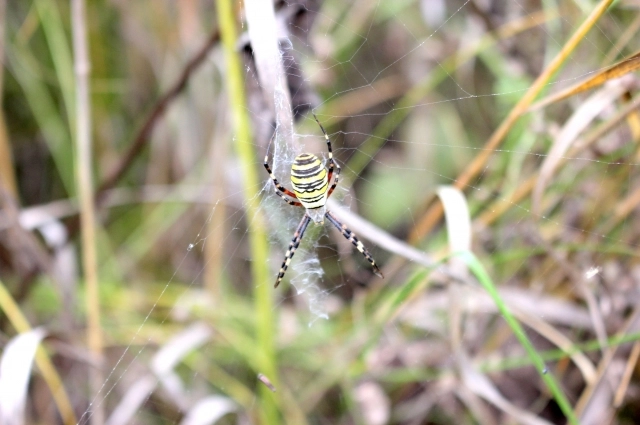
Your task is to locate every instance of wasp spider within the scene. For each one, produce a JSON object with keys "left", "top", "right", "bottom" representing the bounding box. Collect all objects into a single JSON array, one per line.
[{"left": 264, "top": 114, "right": 384, "bottom": 288}]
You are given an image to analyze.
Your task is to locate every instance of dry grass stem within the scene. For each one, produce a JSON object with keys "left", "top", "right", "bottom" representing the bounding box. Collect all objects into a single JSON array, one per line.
[{"left": 71, "top": 0, "right": 103, "bottom": 423}]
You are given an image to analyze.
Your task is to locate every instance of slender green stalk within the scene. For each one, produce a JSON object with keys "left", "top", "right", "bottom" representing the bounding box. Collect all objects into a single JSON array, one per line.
[
  {"left": 71, "top": 0, "right": 103, "bottom": 423},
  {"left": 217, "top": 1, "right": 279, "bottom": 424},
  {"left": 458, "top": 251, "right": 579, "bottom": 425},
  {"left": 8, "top": 43, "right": 75, "bottom": 193},
  {"left": 35, "top": 0, "right": 75, "bottom": 132},
  {"left": 0, "top": 278, "right": 77, "bottom": 425}
]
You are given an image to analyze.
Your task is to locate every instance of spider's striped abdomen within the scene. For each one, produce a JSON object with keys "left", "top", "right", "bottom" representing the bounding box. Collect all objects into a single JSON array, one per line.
[{"left": 291, "top": 153, "right": 328, "bottom": 210}]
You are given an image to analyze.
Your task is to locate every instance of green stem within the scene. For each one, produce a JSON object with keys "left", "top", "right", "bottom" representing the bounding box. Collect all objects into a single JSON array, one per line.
[
  {"left": 216, "top": 2, "right": 279, "bottom": 424},
  {"left": 459, "top": 251, "right": 580, "bottom": 425},
  {"left": 71, "top": 0, "right": 104, "bottom": 423}
]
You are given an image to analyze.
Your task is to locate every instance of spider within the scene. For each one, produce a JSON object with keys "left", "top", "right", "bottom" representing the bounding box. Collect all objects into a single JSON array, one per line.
[{"left": 264, "top": 114, "right": 384, "bottom": 288}]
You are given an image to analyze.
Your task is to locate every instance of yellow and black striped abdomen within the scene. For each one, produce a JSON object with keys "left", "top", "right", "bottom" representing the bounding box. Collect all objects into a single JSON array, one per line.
[{"left": 291, "top": 153, "right": 328, "bottom": 209}]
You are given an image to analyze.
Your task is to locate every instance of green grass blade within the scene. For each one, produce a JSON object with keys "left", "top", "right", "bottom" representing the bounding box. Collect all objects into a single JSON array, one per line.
[{"left": 457, "top": 250, "right": 579, "bottom": 425}]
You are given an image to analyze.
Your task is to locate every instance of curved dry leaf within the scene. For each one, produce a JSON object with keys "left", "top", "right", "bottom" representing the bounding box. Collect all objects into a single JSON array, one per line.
[
  {"left": 529, "top": 50, "right": 640, "bottom": 112},
  {"left": 437, "top": 186, "right": 471, "bottom": 252},
  {"left": 107, "top": 322, "right": 215, "bottom": 424},
  {"left": 533, "top": 79, "right": 630, "bottom": 215},
  {"left": 0, "top": 328, "right": 47, "bottom": 425},
  {"left": 244, "top": 0, "right": 294, "bottom": 148},
  {"left": 178, "top": 396, "right": 236, "bottom": 425},
  {"left": 105, "top": 376, "right": 157, "bottom": 425},
  {"left": 458, "top": 355, "right": 553, "bottom": 425},
  {"left": 354, "top": 381, "right": 391, "bottom": 425},
  {"left": 151, "top": 322, "right": 213, "bottom": 376},
  {"left": 151, "top": 322, "right": 213, "bottom": 410}
]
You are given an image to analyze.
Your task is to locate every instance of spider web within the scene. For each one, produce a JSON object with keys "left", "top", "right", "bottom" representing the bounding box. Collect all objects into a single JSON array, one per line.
[{"left": 50, "top": 0, "right": 640, "bottom": 423}]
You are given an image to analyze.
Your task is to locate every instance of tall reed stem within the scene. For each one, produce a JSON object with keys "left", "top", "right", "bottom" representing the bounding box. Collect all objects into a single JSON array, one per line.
[
  {"left": 217, "top": 1, "right": 280, "bottom": 423},
  {"left": 71, "top": 0, "right": 103, "bottom": 423}
]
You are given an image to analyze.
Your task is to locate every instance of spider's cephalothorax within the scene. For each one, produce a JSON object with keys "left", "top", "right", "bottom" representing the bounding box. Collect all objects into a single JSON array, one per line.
[{"left": 264, "top": 114, "right": 384, "bottom": 288}]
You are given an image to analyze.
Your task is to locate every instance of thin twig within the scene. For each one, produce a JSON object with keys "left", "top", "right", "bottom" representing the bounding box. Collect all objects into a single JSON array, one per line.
[
  {"left": 63, "top": 28, "right": 220, "bottom": 242},
  {"left": 96, "top": 28, "right": 220, "bottom": 203}
]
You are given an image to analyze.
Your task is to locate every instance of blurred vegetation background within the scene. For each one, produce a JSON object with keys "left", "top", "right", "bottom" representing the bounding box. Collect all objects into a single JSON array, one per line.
[{"left": 1, "top": 0, "right": 640, "bottom": 424}]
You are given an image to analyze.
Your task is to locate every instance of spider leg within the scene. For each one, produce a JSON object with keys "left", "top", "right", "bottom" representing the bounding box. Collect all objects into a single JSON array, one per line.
[
  {"left": 327, "top": 161, "right": 341, "bottom": 198},
  {"left": 264, "top": 154, "right": 303, "bottom": 206},
  {"left": 274, "top": 214, "right": 312, "bottom": 288},
  {"left": 313, "top": 114, "right": 342, "bottom": 198},
  {"left": 272, "top": 189, "right": 303, "bottom": 206},
  {"left": 325, "top": 211, "right": 384, "bottom": 278}
]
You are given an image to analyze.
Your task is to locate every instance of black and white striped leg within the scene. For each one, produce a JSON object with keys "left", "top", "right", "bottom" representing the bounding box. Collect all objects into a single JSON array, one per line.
[
  {"left": 327, "top": 161, "right": 341, "bottom": 198},
  {"left": 325, "top": 211, "right": 384, "bottom": 278},
  {"left": 274, "top": 214, "right": 312, "bottom": 288},
  {"left": 313, "top": 114, "right": 341, "bottom": 197},
  {"left": 273, "top": 188, "right": 302, "bottom": 206},
  {"left": 264, "top": 155, "right": 302, "bottom": 206}
]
